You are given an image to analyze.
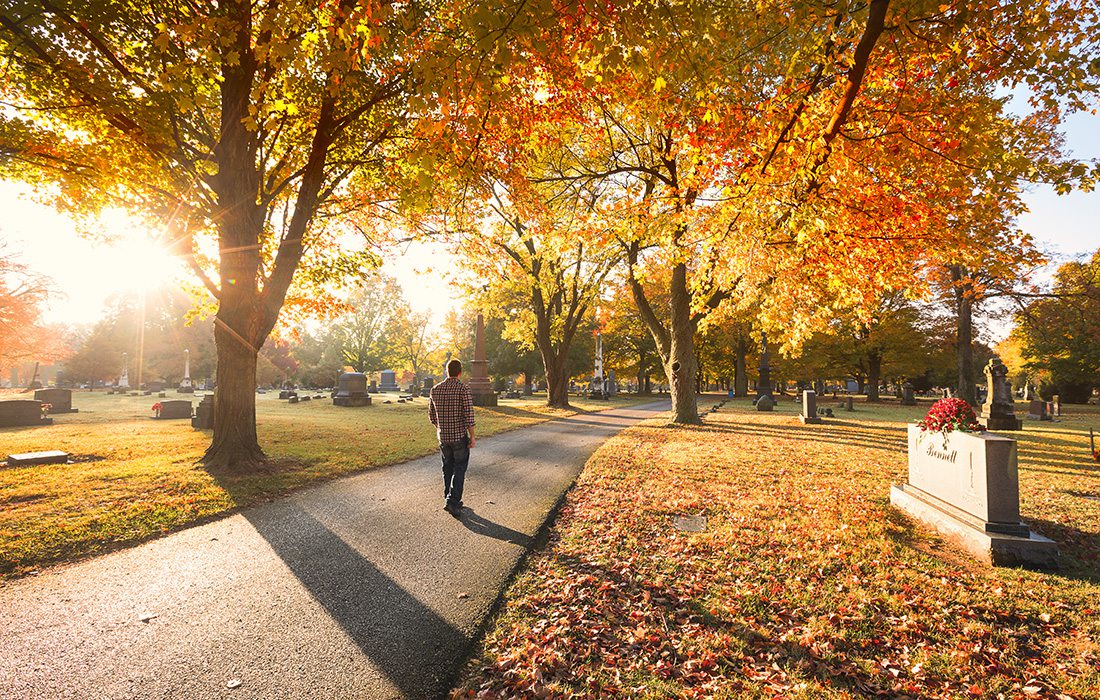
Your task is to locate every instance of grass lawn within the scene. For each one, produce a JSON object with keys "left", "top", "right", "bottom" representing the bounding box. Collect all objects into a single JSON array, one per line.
[
  {"left": 0, "top": 389, "right": 655, "bottom": 579},
  {"left": 454, "top": 396, "right": 1100, "bottom": 699}
]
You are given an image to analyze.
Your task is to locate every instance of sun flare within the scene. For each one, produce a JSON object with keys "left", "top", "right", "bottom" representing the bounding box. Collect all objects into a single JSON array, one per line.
[{"left": 97, "top": 208, "right": 182, "bottom": 294}]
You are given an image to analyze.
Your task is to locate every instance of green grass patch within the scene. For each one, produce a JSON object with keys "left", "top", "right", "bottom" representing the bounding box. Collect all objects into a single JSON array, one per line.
[
  {"left": 0, "top": 389, "right": 654, "bottom": 578},
  {"left": 454, "top": 396, "right": 1100, "bottom": 699}
]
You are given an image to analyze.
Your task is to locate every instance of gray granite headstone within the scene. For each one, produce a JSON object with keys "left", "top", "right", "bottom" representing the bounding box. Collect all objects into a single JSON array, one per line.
[
  {"left": 0, "top": 400, "right": 53, "bottom": 427},
  {"left": 155, "top": 400, "right": 192, "bottom": 420},
  {"left": 379, "top": 370, "right": 399, "bottom": 392},
  {"left": 333, "top": 372, "right": 371, "bottom": 407},
  {"left": 799, "top": 390, "right": 821, "bottom": 424},
  {"left": 34, "top": 388, "right": 76, "bottom": 413}
]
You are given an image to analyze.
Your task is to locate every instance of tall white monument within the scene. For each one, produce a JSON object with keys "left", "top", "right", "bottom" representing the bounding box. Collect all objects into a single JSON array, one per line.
[
  {"left": 178, "top": 349, "right": 194, "bottom": 393},
  {"left": 593, "top": 332, "right": 607, "bottom": 399},
  {"left": 118, "top": 353, "right": 130, "bottom": 389}
]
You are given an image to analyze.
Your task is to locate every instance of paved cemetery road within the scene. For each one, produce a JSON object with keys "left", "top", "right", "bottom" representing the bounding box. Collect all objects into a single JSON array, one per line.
[{"left": 0, "top": 400, "right": 669, "bottom": 700}]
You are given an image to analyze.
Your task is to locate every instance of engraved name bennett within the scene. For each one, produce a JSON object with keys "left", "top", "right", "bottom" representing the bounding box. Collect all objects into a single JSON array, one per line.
[{"left": 926, "top": 443, "right": 958, "bottom": 463}]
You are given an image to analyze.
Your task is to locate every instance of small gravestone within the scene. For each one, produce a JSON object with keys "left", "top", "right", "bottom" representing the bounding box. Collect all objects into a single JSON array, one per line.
[
  {"left": 845, "top": 396, "right": 854, "bottom": 412},
  {"left": 379, "top": 370, "right": 399, "bottom": 392},
  {"left": 422, "top": 377, "right": 434, "bottom": 392},
  {"left": 158, "top": 392, "right": 166, "bottom": 398},
  {"left": 288, "top": 396, "right": 299, "bottom": 404},
  {"left": 34, "top": 388, "right": 77, "bottom": 413},
  {"left": 673, "top": 515, "right": 707, "bottom": 532},
  {"left": 6, "top": 450, "right": 69, "bottom": 467},
  {"left": 892, "top": 425, "right": 1058, "bottom": 568},
  {"left": 368, "top": 380, "right": 378, "bottom": 393},
  {"left": 333, "top": 372, "right": 371, "bottom": 407},
  {"left": 755, "top": 333, "right": 775, "bottom": 412},
  {"left": 900, "top": 382, "right": 917, "bottom": 406},
  {"left": 1052, "top": 395, "right": 1061, "bottom": 417},
  {"left": 799, "top": 390, "right": 822, "bottom": 424},
  {"left": 192, "top": 394, "right": 214, "bottom": 429},
  {"left": 981, "top": 358, "right": 1021, "bottom": 430},
  {"left": 300, "top": 395, "right": 311, "bottom": 402},
  {"left": 1027, "top": 400, "right": 1050, "bottom": 421},
  {"left": 0, "top": 400, "right": 53, "bottom": 427},
  {"left": 278, "top": 390, "right": 296, "bottom": 400},
  {"left": 147, "top": 381, "right": 166, "bottom": 392},
  {"left": 154, "top": 400, "right": 192, "bottom": 420}
]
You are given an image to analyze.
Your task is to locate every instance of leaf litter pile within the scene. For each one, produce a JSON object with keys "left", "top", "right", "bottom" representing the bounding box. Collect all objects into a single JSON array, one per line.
[{"left": 454, "top": 402, "right": 1100, "bottom": 699}]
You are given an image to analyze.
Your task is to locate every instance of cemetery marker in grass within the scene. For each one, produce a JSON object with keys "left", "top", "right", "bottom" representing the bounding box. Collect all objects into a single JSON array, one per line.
[{"left": 891, "top": 399, "right": 1058, "bottom": 569}]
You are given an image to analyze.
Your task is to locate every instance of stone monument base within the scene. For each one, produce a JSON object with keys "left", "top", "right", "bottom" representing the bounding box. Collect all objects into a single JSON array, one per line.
[
  {"left": 890, "top": 482, "right": 1058, "bottom": 569},
  {"left": 472, "top": 392, "right": 498, "bottom": 407},
  {"left": 333, "top": 395, "right": 371, "bottom": 407},
  {"left": 798, "top": 414, "right": 821, "bottom": 424},
  {"left": 983, "top": 415, "right": 1022, "bottom": 431}
]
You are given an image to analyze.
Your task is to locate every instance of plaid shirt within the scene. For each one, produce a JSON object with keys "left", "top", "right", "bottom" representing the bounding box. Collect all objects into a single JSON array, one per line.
[{"left": 428, "top": 377, "right": 475, "bottom": 444}]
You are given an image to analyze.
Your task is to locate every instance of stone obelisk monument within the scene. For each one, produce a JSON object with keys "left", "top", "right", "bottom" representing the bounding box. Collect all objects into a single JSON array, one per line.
[
  {"left": 118, "top": 353, "right": 130, "bottom": 390},
  {"left": 593, "top": 332, "right": 608, "bottom": 399},
  {"left": 468, "top": 313, "right": 498, "bottom": 407},
  {"left": 178, "top": 348, "right": 194, "bottom": 393}
]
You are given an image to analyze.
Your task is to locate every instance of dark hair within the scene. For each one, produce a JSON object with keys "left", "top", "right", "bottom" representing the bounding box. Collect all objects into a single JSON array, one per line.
[{"left": 447, "top": 359, "right": 462, "bottom": 377}]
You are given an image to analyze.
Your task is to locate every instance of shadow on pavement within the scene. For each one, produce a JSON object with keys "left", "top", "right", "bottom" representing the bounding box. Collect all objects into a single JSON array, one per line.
[
  {"left": 458, "top": 508, "right": 533, "bottom": 547},
  {"left": 243, "top": 504, "right": 467, "bottom": 699}
]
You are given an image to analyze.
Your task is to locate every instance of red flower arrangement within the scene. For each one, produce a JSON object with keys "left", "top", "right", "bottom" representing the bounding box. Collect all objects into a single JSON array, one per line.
[
  {"left": 918, "top": 398, "right": 982, "bottom": 437},
  {"left": 40, "top": 402, "right": 52, "bottom": 418}
]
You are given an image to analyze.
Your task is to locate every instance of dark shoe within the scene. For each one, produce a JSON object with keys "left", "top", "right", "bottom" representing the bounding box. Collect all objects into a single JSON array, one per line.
[{"left": 444, "top": 502, "right": 462, "bottom": 517}]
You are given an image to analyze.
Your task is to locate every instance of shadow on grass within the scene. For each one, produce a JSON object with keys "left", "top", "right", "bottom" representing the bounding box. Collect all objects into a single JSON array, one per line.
[
  {"left": 681, "top": 420, "right": 906, "bottom": 453},
  {"left": 1024, "top": 515, "right": 1100, "bottom": 584},
  {"left": 527, "top": 551, "right": 908, "bottom": 698},
  {"left": 242, "top": 503, "right": 469, "bottom": 698}
]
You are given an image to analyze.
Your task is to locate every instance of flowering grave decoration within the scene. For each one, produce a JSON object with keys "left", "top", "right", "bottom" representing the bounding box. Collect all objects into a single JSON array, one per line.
[{"left": 917, "top": 397, "right": 982, "bottom": 442}]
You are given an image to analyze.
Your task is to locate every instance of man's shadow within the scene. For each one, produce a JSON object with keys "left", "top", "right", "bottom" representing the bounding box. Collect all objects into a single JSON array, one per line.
[{"left": 456, "top": 508, "right": 533, "bottom": 548}]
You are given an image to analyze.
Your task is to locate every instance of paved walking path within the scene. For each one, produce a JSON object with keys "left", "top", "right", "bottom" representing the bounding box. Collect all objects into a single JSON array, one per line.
[{"left": 0, "top": 401, "right": 668, "bottom": 700}]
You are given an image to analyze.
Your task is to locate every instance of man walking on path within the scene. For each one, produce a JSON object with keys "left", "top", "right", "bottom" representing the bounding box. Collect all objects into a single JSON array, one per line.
[{"left": 429, "top": 358, "right": 476, "bottom": 516}]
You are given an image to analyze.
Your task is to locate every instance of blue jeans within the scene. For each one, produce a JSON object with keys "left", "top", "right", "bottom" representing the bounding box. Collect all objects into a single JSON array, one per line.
[{"left": 440, "top": 438, "right": 470, "bottom": 506}]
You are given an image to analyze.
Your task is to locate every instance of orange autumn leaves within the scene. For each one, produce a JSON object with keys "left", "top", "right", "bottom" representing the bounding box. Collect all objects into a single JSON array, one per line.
[{"left": 454, "top": 404, "right": 1100, "bottom": 699}]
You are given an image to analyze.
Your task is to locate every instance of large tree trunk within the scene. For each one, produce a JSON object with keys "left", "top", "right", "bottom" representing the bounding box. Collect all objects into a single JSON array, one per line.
[
  {"left": 952, "top": 266, "right": 977, "bottom": 405},
  {"left": 867, "top": 351, "right": 882, "bottom": 402},
  {"left": 542, "top": 353, "right": 570, "bottom": 408},
  {"left": 205, "top": 315, "right": 264, "bottom": 467},
  {"left": 665, "top": 263, "right": 700, "bottom": 424},
  {"left": 522, "top": 371, "right": 533, "bottom": 395},
  {"left": 203, "top": 23, "right": 266, "bottom": 468},
  {"left": 734, "top": 336, "right": 748, "bottom": 397}
]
